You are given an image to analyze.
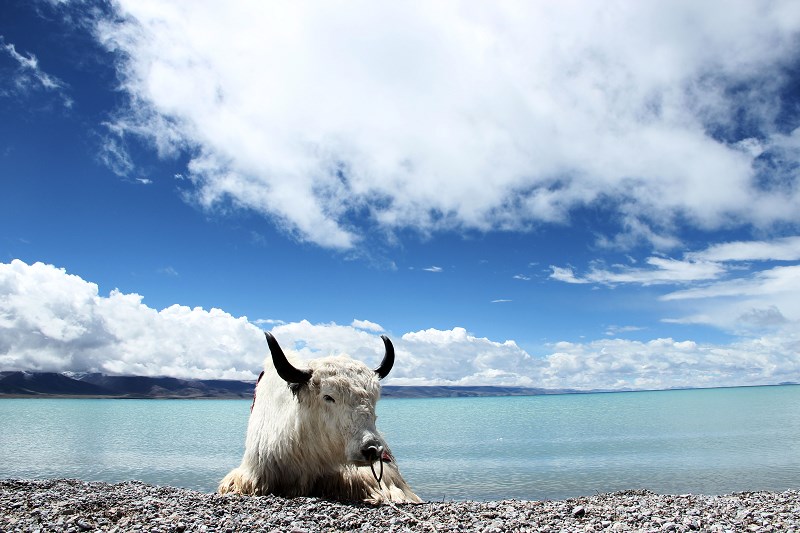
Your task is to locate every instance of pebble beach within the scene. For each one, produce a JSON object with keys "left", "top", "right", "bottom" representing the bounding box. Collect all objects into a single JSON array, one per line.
[{"left": 1, "top": 479, "right": 798, "bottom": 532}]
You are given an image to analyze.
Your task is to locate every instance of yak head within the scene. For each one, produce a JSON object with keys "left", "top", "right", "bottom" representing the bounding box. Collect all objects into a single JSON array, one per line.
[{"left": 265, "top": 332, "right": 393, "bottom": 467}]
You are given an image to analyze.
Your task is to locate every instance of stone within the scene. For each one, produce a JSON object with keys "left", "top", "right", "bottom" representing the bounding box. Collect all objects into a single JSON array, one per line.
[{"left": 2, "top": 479, "right": 799, "bottom": 533}]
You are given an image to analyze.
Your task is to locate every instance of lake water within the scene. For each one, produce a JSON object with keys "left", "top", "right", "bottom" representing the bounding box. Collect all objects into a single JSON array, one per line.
[{"left": 1, "top": 385, "right": 799, "bottom": 501}]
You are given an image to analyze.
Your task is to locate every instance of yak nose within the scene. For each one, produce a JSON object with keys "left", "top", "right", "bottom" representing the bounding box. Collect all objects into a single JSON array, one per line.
[{"left": 361, "top": 443, "right": 384, "bottom": 462}]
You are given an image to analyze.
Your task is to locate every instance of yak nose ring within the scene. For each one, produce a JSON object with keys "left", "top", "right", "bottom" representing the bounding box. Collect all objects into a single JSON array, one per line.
[{"left": 362, "top": 444, "right": 383, "bottom": 462}]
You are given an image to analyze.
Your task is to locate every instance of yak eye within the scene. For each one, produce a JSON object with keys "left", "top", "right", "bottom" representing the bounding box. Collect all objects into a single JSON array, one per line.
[{"left": 323, "top": 394, "right": 335, "bottom": 403}]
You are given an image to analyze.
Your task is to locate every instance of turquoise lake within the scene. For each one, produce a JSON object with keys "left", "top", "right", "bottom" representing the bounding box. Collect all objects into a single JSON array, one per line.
[{"left": 1, "top": 385, "right": 799, "bottom": 501}]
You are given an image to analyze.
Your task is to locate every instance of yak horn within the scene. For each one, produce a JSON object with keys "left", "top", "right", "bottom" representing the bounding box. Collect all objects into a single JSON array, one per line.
[
  {"left": 265, "top": 332, "right": 312, "bottom": 385},
  {"left": 374, "top": 335, "right": 395, "bottom": 380}
]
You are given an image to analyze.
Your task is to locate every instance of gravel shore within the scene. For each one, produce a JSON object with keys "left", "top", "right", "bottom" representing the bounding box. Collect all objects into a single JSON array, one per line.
[{"left": 1, "top": 479, "right": 798, "bottom": 532}]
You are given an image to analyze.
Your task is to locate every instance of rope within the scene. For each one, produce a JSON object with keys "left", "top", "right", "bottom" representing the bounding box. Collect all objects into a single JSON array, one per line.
[{"left": 369, "top": 458, "right": 384, "bottom": 489}]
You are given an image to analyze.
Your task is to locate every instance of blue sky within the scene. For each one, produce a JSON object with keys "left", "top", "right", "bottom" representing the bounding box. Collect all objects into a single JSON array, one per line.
[{"left": 2, "top": 1, "right": 800, "bottom": 390}]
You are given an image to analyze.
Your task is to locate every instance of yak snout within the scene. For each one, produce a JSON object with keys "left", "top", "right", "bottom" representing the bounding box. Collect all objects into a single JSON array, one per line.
[
  {"left": 349, "top": 433, "right": 385, "bottom": 465},
  {"left": 361, "top": 441, "right": 384, "bottom": 463}
]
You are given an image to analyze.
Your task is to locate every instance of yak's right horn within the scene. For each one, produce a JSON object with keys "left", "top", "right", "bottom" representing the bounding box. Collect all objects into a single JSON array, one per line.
[
  {"left": 266, "top": 332, "right": 312, "bottom": 385},
  {"left": 374, "top": 335, "right": 395, "bottom": 380}
]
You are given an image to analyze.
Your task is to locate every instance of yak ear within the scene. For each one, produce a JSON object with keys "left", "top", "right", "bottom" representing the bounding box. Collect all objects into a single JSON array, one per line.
[
  {"left": 374, "top": 335, "right": 395, "bottom": 380},
  {"left": 265, "top": 332, "right": 312, "bottom": 387}
]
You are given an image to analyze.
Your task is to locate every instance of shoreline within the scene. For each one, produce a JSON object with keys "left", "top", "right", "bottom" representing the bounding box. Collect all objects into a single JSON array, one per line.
[
  {"left": 3, "top": 377, "right": 799, "bottom": 401},
  {"left": 2, "top": 479, "right": 798, "bottom": 532}
]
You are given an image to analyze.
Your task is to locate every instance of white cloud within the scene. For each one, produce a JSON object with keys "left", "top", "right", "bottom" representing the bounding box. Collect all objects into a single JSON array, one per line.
[
  {"left": 253, "top": 318, "right": 286, "bottom": 327},
  {"left": 552, "top": 257, "right": 726, "bottom": 286},
  {"left": 512, "top": 274, "right": 531, "bottom": 281},
  {"left": 268, "top": 320, "right": 396, "bottom": 371},
  {"left": 423, "top": 266, "right": 443, "bottom": 273},
  {"left": 351, "top": 319, "right": 385, "bottom": 333},
  {"left": 397, "top": 327, "right": 534, "bottom": 386},
  {"left": 491, "top": 299, "right": 512, "bottom": 304},
  {"left": 663, "top": 265, "right": 800, "bottom": 301},
  {"left": 587, "top": 257, "right": 727, "bottom": 286},
  {"left": 97, "top": 135, "right": 135, "bottom": 178},
  {"left": 549, "top": 266, "right": 589, "bottom": 284},
  {"left": 688, "top": 236, "right": 800, "bottom": 262},
  {"left": 1, "top": 37, "right": 71, "bottom": 106},
  {"left": 2, "top": 260, "right": 798, "bottom": 389},
  {"left": 660, "top": 266, "right": 800, "bottom": 333},
  {"left": 594, "top": 216, "right": 684, "bottom": 252},
  {"left": 550, "top": 236, "right": 800, "bottom": 337},
  {"left": 158, "top": 266, "right": 178, "bottom": 277},
  {"left": 550, "top": 237, "right": 800, "bottom": 335},
  {"left": 1, "top": 38, "right": 63, "bottom": 90},
  {"left": 536, "top": 335, "right": 800, "bottom": 390},
  {"left": 0, "top": 260, "right": 264, "bottom": 380},
  {"left": 605, "top": 325, "right": 645, "bottom": 337},
  {"left": 272, "top": 325, "right": 800, "bottom": 390},
  {"left": 85, "top": 1, "right": 800, "bottom": 249}
]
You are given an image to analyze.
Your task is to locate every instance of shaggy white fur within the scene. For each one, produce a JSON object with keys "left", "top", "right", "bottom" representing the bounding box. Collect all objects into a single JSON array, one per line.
[{"left": 219, "top": 340, "right": 420, "bottom": 504}]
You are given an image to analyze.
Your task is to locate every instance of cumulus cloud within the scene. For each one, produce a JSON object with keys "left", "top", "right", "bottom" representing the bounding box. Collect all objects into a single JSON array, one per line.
[
  {"left": 0, "top": 260, "right": 264, "bottom": 380},
  {"left": 396, "top": 327, "right": 534, "bottom": 386},
  {"left": 351, "top": 319, "right": 385, "bottom": 333},
  {"left": 537, "top": 335, "right": 800, "bottom": 390},
  {"left": 267, "top": 320, "right": 395, "bottom": 371},
  {"left": 81, "top": 1, "right": 800, "bottom": 249},
  {"left": 253, "top": 318, "right": 286, "bottom": 327},
  {"left": 3, "top": 260, "right": 798, "bottom": 389}
]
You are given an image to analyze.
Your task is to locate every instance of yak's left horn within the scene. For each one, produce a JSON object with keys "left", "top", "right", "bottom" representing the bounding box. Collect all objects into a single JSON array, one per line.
[
  {"left": 374, "top": 335, "right": 395, "bottom": 380},
  {"left": 265, "top": 332, "right": 313, "bottom": 385}
]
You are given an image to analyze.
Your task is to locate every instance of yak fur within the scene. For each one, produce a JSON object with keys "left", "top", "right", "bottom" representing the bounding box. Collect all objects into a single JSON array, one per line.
[{"left": 219, "top": 345, "right": 420, "bottom": 504}]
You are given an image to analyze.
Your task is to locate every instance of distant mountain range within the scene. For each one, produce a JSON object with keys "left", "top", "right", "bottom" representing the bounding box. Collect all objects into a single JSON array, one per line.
[
  {"left": 5, "top": 371, "right": 792, "bottom": 399},
  {"left": 380, "top": 385, "right": 581, "bottom": 398},
  {"left": 0, "top": 371, "right": 582, "bottom": 399},
  {"left": 0, "top": 372, "right": 255, "bottom": 399}
]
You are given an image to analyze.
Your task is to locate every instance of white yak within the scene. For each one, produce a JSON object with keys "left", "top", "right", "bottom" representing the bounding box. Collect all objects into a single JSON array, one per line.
[{"left": 219, "top": 332, "right": 421, "bottom": 504}]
